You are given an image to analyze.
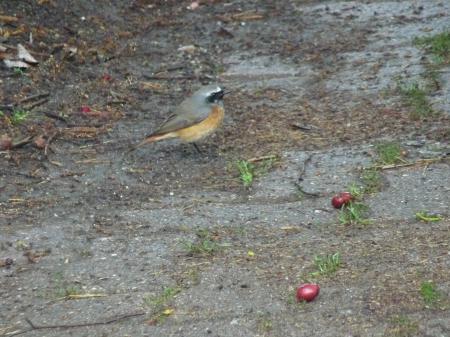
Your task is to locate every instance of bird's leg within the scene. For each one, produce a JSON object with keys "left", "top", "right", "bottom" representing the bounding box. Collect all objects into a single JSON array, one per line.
[{"left": 192, "top": 143, "right": 202, "bottom": 154}]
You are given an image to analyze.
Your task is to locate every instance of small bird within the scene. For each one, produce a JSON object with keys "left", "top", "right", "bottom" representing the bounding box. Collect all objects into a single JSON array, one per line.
[{"left": 131, "top": 84, "right": 228, "bottom": 152}]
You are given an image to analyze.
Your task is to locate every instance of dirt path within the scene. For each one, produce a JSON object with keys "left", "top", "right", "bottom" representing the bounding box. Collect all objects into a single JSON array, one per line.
[{"left": 1, "top": 1, "right": 449, "bottom": 336}]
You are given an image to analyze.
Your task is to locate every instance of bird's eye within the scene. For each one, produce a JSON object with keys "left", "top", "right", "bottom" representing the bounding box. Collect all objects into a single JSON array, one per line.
[{"left": 207, "top": 90, "right": 225, "bottom": 103}]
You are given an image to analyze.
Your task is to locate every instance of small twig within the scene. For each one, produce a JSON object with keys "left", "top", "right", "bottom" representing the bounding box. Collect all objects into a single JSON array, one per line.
[
  {"left": 11, "top": 136, "right": 33, "bottom": 149},
  {"left": 18, "top": 92, "right": 50, "bottom": 104},
  {"left": 153, "top": 64, "right": 185, "bottom": 74},
  {"left": 61, "top": 293, "right": 107, "bottom": 300},
  {"left": 217, "top": 11, "right": 264, "bottom": 22},
  {"left": 0, "top": 43, "right": 49, "bottom": 57},
  {"left": 142, "top": 74, "right": 214, "bottom": 81},
  {"left": 217, "top": 26, "right": 234, "bottom": 38},
  {"left": 7, "top": 311, "right": 146, "bottom": 336},
  {"left": 295, "top": 154, "right": 321, "bottom": 197},
  {"left": 298, "top": 154, "right": 313, "bottom": 182},
  {"left": 24, "top": 98, "right": 48, "bottom": 110},
  {"left": 290, "top": 123, "right": 319, "bottom": 132},
  {"left": 294, "top": 183, "right": 321, "bottom": 197},
  {"left": 1, "top": 93, "right": 49, "bottom": 115},
  {"left": 63, "top": 25, "right": 77, "bottom": 35},
  {"left": 107, "top": 100, "right": 128, "bottom": 105},
  {"left": 75, "top": 159, "right": 110, "bottom": 164},
  {"left": 0, "top": 104, "right": 15, "bottom": 111},
  {"left": 375, "top": 156, "right": 448, "bottom": 170},
  {"left": 291, "top": 123, "right": 311, "bottom": 131},
  {"left": 48, "top": 160, "right": 63, "bottom": 167},
  {"left": 0, "top": 170, "right": 41, "bottom": 179},
  {"left": 42, "top": 111, "right": 67, "bottom": 123},
  {"left": 44, "top": 132, "right": 58, "bottom": 157},
  {"left": 247, "top": 155, "right": 278, "bottom": 163}
]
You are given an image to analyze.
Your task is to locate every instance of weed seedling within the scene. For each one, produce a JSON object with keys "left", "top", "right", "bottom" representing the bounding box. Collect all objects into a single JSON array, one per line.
[
  {"left": 386, "top": 315, "right": 419, "bottom": 337},
  {"left": 414, "top": 31, "right": 450, "bottom": 63},
  {"left": 254, "top": 157, "right": 277, "bottom": 176},
  {"left": 258, "top": 318, "right": 273, "bottom": 332},
  {"left": 182, "top": 229, "right": 221, "bottom": 256},
  {"left": 399, "top": 82, "right": 433, "bottom": 119},
  {"left": 237, "top": 160, "right": 254, "bottom": 187},
  {"left": 311, "top": 252, "right": 341, "bottom": 277},
  {"left": 235, "top": 156, "right": 278, "bottom": 187},
  {"left": 61, "top": 285, "right": 82, "bottom": 297},
  {"left": 348, "top": 182, "right": 363, "bottom": 199},
  {"left": 10, "top": 109, "right": 29, "bottom": 125},
  {"left": 146, "top": 308, "right": 175, "bottom": 325},
  {"left": 183, "top": 239, "right": 219, "bottom": 256},
  {"left": 375, "top": 142, "right": 404, "bottom": 165},
  {"left": 144, "top": 286, "right": 181, "bottom": 307},
  {"left": 13, "top": 67, "right": 25, "bottom": 76},
  {"left": 339, "top": 202, "right": 371, "bottom": 225},
  {"left": 415, "top": 211, "right": 443, "bottom": 222},
  {"left": 361, "top": 168, "right": 382, "bottom": 194},
  {"left": 420, "top": 281, "right": 440, "bottom": 306}
]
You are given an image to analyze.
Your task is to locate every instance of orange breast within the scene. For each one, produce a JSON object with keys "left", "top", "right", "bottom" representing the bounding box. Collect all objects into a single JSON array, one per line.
[{"left": 175, "top": 105, "right": 225, "bottom": 142}]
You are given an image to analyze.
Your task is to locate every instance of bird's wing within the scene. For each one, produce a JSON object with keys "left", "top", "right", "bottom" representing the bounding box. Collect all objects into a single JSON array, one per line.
[{"left": 147, "top": 100, "right": 210, "bottom": 137}]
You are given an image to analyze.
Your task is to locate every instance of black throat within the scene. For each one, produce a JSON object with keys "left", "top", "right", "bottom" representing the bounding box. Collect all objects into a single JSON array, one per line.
[{"left": 207, "top": 90, "right": 225, "bottom": 103}]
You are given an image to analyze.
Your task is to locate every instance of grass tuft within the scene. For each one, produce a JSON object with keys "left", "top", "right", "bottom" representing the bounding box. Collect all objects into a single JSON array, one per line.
[
  {"left": 237, "top": 160, "right": 254, "bottom": 187},
  {"left": 236, "top": 156, "right": 278, "bottom": 187},
  {"left": 361, "top": 168, "right": 383, "bottom": 194},
  {"left": 311, "top": 252, "right": 341, "bottom": 276},
  {"left": 339, "top": 202, "right": 371, "bottom": 225},
  {"left": 13, "top": 67, "right": 25, "bottom": 76},
  {"left": 10, "top": 109, "right": 29, "bottom": 125},
  {"left": 415, "top": 211, "right": 443, "bottom": 222},
  {"left": 399, "top": 82, "right": 433, "bottom": 119},
  {"left": 182, "top": 229, "right": 222, "bottom": 256},
  {"left": 143, "top": 286, "right": 181, "bottom": 325},
  {"left": 375, "top": 142, "right": 404, "bottom": 165},
  {"left": 414, "top": 31, "right": 450, "bottom": 63},
  {"left": 420, "top": 281, "right": 440, "bottom": 306},
  {"left": 385, "top": 315, "right": 419, "bottom": 337},
  {"left": 56, "top": 285, "right": 82, "bottom": 298},
  {"left": 257, "top": 315, "right": 273, "bottom": 333},
  {"left": 348, "top": 182, "right": 363, "bottom": 199},
  {"left": 144, "top": 286, "right": 181, "bottom": 307}
]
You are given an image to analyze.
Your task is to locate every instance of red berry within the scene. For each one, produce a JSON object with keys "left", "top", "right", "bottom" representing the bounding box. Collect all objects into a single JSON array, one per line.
[
  {"left": 296, "top": 284, "right": 320, "bottom": 302},
  {"left": 331, "top": 195, "right": 345, "bottom": 209},
  {"left": 34, "top": 135, "right": 46, "bottom": 149},
  {"left": 332, "top": 192, "right": 353, "bottom": 208},
  {"left": 340, "top": 192, "right": 353, "bottom": 204},
  {"left": 0, "top": 134, "right": 12, "bottom": 151},
  {"left": 80, "top": 106, "right": 91, "bottom": 113},
  {"left": 102, "top": 73, "right": 112, "bottom": 81}
]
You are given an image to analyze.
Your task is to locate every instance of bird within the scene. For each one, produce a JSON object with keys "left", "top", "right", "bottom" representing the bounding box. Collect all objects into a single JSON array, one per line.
[{"left": 130, "top": 84, "right": 228, "bottom": 152}]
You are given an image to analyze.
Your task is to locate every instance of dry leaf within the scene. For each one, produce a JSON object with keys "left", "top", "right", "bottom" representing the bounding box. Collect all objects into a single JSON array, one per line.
[
  {"left": 0, "top": 15, "right": 18, "bottom": 24},
  {"left": 0, "top": 135, "right": 13, "bottom": 151},
  {"left": 4, "top": 59, "right": 30, "bottom": 68},
  {"left": 178, "top": 45, "right": 196, "bottom": 53},
  {"left": 187, "top": 1, "right": 199, "bottom": 10},
  {"left": 162, "top": 308, "right": 174, "bottom": 315},
  {"left": 17, "top": 43, "right": 38, "bottom": 64},
  {"left": 140, "top": 81, "right": 164, "bottom": 91},
  {"left": 217, "top": 11, "right": 264, "bottom": 22}
]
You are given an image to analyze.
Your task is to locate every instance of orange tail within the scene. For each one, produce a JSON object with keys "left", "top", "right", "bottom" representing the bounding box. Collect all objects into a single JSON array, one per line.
[{"left": 128, "top": 132, "right": 175, "bottom": 152}]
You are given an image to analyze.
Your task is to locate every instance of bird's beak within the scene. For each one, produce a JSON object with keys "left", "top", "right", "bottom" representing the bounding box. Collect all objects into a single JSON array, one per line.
[{"left": 223, "top": 90, "right": 232, "bottom": 96}]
